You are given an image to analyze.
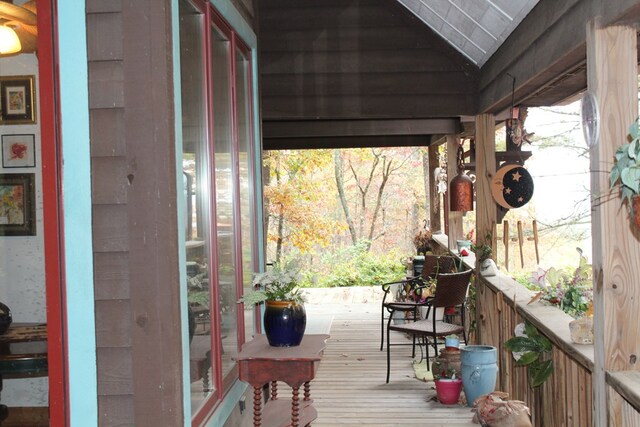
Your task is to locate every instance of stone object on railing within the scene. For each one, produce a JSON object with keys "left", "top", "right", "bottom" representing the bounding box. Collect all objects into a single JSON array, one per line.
[
  {"left": 479, "top": 259, "right": 498, "bottom": 277},
  {"left": 569, "top": 316, "right": 594, "bottom": 344}
]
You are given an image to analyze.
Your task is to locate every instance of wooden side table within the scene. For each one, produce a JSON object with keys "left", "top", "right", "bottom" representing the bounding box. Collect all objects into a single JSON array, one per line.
[
  {"left": 0, "top": 323, "right": 48, "bottom": 425},
  {"left": 235, "top": 334, "right": 329, "bottom": 427}
]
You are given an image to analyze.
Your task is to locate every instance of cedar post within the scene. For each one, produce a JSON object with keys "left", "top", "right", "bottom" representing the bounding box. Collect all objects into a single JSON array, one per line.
[
  {"left": 474, "top": 114, "right": 496, "bottom": 345},
  {"left": 587, "top": 21, "right": 639, "bottom": 426}
]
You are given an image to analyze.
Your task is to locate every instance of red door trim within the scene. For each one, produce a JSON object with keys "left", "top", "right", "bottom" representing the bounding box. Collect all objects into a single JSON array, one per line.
[{"left": 38, "top": 0, "right": 69, "bottom": 425}]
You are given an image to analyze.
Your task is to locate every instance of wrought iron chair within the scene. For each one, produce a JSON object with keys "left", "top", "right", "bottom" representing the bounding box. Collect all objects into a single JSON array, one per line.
[
  {"left": 379, "top": 255, "right": 456, "bottom": 352},
  {"left": 385, "top": 269, "right": 472, "bottom": 383}
]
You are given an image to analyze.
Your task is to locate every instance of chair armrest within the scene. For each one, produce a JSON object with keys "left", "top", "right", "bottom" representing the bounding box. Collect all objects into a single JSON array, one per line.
[{"left": 380, "top": 278, "right": 415, "bottom": 293}]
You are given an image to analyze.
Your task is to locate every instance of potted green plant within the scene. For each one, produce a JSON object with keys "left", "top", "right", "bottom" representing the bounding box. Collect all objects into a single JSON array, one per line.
[
  {"left": 432, "top": 361, "right": 463, "bottom": 405},
  {"left": 610, "top": 117, "right": 640, "bottom": 228},
  {"left": 238, "top": 260, "right": 307, "bottom": 347},
  {"left": 504, "top": 322, "right": 553, "bottom": 388}
]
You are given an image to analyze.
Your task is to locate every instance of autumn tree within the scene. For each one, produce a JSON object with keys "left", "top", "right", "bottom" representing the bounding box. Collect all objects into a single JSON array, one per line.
[
  {"left": 263, "top": 150, "right": 342, "bottom": 262},
  {"left": 333, "top": 147, "right": 423, "bottom": 251}
]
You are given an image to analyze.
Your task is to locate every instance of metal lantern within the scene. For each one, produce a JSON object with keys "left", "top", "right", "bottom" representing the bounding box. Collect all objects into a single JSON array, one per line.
[{"left": 449, "top": 143, "right": 473, "bottom": 212}]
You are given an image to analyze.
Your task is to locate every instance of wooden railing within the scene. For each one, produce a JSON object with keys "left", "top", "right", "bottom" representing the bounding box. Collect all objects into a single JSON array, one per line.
[
  {"left": 476, "top": 273, "right": 593, "bottom": 426},
  {"left": 432, "top": 234, "right": 595, "bottom": 425}
]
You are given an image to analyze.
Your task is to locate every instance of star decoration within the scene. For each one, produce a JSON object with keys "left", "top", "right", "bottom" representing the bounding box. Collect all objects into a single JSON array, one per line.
[
  {"left": 512, "top": 171, "right": 522, "bottom": 182},
  {"left": 505, "top": 188, "right": 512, "bottom": 194}
]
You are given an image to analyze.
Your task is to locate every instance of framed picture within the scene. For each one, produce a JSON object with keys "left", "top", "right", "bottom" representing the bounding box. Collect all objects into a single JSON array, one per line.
[
  {"left": 2, "top": 134, "right": 35, "bottom": 168},
  {"left": 0, "top": 173, "right": 35, "bottom": 236},
  {"left": 0, "top": 76, "right": 36, "bottom": 124}
]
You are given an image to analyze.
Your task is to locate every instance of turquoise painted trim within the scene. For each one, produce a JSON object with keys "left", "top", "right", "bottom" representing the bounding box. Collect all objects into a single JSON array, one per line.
[
  {"left": 211, "top": 0, "right": 257, "bottom": 47},
  {"left": 204, "top": 381, "right": 249, "bottom": 427},
  {"left": 251, "top": 48, "right": 265, "bottom": 269},
  {"left": 170, "top": 1, "right": 192, "bottom": 425},
  {"left": 58, "top": 1, "right": 97, "bottom": 425}
]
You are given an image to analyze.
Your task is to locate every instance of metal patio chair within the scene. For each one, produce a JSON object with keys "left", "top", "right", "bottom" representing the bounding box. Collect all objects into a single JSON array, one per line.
[
  {"left": 379, "top": 255, "right": 456, "bottom": 352},
  {"left": 385, "top": 268, "right": 472, "bottom": 383}
]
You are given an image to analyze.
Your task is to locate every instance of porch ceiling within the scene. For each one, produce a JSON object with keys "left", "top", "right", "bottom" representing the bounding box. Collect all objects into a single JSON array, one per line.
[{"left": 396, "top": 0, "right": 539, "bottom": 67}]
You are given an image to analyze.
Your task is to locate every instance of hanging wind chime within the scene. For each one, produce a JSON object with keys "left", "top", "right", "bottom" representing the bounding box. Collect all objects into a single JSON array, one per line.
[{"left": 449, "top": 140, "right": 473, "bottom": 212}]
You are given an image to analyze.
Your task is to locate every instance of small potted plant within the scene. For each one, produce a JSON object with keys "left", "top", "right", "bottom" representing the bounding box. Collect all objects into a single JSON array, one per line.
[
  {"left": 433, "top": 361, "right": 463, "bottom": 405},
  {"left": 457, "top": 229, "right": 474, "bottom": 254},
  {"left": 445, "top": 334, "right": 460, "bottom": 350},
  {"left": 610, "top": 117, "right": 640, "bottom": 228},
  {"left": 238, "top": 260, "right": 307, "bottom": 347}
]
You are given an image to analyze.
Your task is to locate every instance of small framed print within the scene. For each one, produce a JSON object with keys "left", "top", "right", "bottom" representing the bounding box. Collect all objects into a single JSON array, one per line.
[
  {"left": 0, "top": 76, "right": 36, "bottom": 124},
  {"left": 2, "top": 134, "right": 35, "bottom": 168},
  {"left": 0, "top": 173, "right": 36, "bottom": 236}
]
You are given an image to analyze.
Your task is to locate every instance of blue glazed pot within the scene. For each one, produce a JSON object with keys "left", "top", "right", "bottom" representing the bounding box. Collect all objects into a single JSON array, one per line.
[
  {"left": 264, "top": 301, "right": 306, "bottom": 347},
  {"left": 461, "top": 345, "right": 498, "bottom": 407}
]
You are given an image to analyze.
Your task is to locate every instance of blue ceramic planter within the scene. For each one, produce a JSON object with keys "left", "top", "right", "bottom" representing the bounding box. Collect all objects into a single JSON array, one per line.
[
  {"left": 0, "top": 302, "right": 11, "bottom": 335},
  {"left": 264, "top": 301, "right": 306, "bottom": 347},
  {"left": 461, "top": 345, "right": 498, "bottom": 407}
]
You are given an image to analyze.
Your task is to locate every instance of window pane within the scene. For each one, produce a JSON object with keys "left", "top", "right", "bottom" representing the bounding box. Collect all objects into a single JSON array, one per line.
[
  {"left": 179, "top": 0, "right": 215, "bottom": 415},
  {"left": 235, "top": 46, "right": 256, "bottom": 340},
  {"left": 211, "top": 25, "right": 238, "bottom": 380}
]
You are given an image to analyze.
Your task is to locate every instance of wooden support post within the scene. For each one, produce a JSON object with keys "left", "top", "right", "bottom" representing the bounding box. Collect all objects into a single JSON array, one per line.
[
  {"left": 474, "top": 114, "right": 496, "bottom": 345},
  {"left": 587, "top": 21, "right": 639, "bottom": 427},
  {"left": 446, "top": 134, "right": 463, "bottom": 250},
  {"left": 475, "top": 113, "right": 497, "bottom": 268},
  {"left": 428, "top": 144, "right": 441, "bottom": 233}
]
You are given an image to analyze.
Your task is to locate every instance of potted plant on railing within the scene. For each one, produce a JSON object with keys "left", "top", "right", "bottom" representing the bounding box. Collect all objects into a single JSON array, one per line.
[
  {"left": 457, "top": 229, "right": 474, "bottom": 255},
  {"left": 238, "top": 260, "right": 307, "bottom": 347},
  {"left": 432, "top": 361, "right": 463, "bottom": 405},
  {"left": 610, "top": 117, "right": 640, "bottom": 228}
]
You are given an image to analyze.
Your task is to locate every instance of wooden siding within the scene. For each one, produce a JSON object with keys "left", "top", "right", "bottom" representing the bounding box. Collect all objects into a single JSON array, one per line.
[
  {"left": 259, "top": 0, "right": 479, "bottom": 124},
  {"left": 87, "top": 0, "right": 183, "bottom": 425}
]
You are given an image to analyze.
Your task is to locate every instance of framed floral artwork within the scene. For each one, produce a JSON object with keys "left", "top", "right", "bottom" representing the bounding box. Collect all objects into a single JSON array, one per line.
[
  {"left": 0, "top": 76, "right": 36, "bottom": 124},
  {"left": 0, "top": 173, "right": 35, "bottom": 236},
  {"left": 2, "top": 134, "right": 35, "bottom": 168}
]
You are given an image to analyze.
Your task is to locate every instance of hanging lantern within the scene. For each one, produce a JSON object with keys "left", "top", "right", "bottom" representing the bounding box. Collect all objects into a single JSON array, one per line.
[{"left": 449, "top": 142, "right": 473, "bottom": 212}]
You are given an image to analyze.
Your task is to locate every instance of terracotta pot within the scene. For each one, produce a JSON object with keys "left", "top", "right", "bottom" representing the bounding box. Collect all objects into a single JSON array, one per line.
[
  {"left": 435, "top": 378, "right": 463, "bottom": 404},
  {"left": 633, "top": 196, "right": 640, "bottom": 229}
]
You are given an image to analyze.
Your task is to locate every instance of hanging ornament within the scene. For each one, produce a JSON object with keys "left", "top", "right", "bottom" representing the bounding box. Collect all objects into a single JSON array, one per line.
[
  {"left": 449, "top": 141, "right": 473, "bottom": 212},
  {"left": 491, "top": 164, "right": 534, "bottom": 209}
]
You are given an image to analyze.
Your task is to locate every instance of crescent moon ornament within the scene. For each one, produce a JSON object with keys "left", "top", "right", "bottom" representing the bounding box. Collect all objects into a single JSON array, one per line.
[{"left": 491, "top": 164, "right": 534, "bottom": 209}]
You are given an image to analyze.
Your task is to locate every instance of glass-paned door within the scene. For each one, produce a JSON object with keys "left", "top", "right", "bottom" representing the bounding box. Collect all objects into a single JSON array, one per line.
[
  {"left": 235, "top": 42, "right": 257, "bottom": 338},
  {"left": 210, "top": 21, "right": 239, "bottom": 384},
  {"left": 179, "top": 0, "right": 217, "bottom": 415}
]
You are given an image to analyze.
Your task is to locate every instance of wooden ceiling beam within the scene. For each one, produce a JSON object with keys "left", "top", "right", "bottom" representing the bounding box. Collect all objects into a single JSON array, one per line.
[
  {"left": 263, "top": 118, "right": 460, "bottom": 140},
  {"left": 478, "top": 0, "right": 640, "bottom": 113},
  {"left": 263, "top": 135, "right": 431, "bottom": 150}
]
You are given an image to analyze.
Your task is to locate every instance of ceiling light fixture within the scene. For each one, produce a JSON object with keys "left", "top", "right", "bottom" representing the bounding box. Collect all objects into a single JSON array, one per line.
[{"left": 0, "top": 25, "right": 21, "bottom": 54}]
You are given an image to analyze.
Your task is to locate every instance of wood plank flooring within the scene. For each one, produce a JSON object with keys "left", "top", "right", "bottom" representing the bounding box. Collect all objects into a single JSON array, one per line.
[{"left": 305, "top": 302, "right": 476, "bottom": 427}]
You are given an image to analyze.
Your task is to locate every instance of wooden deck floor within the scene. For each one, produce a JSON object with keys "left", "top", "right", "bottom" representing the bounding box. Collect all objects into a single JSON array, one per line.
[{"left": 305, "top": 302, "right": 476, "bottom": 427}]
